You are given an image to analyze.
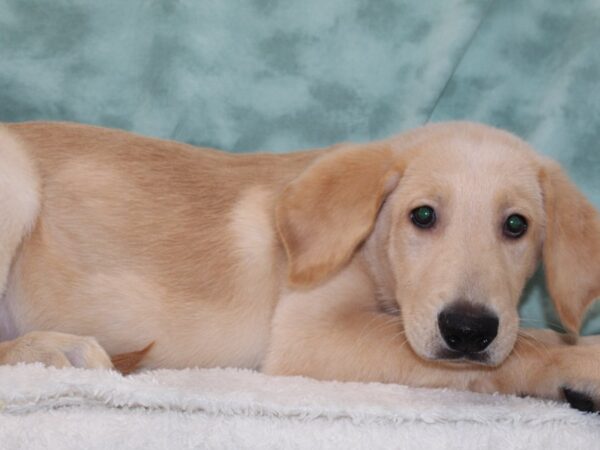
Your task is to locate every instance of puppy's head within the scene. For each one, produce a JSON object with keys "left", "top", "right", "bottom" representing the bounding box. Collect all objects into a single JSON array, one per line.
[{"left": 277, "top": 122, "right": 600, "bottom": 366}]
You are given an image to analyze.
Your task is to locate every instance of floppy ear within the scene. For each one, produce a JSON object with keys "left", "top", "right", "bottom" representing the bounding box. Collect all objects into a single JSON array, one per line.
[
  {"left": 540, "top": 159, "right": 600, "bottom": 334},
  {"left": 276, "top": 143, "right": 403, "bottom": 286}
]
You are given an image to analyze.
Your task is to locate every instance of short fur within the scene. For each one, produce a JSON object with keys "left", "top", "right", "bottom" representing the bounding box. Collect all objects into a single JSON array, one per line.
[{"left": 1, "top": 121, "right": 599, "bottom": 408}]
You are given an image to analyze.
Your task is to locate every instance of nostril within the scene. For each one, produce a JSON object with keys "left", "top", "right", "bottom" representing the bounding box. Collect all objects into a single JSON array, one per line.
[{"left": 438, "top": 303, "right": 499, "bottom": 354}]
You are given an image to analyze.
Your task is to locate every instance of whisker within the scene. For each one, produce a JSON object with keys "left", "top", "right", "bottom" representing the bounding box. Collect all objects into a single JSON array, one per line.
[
  {"left": 517, "top": 330, "right": 551, "bottom": 359},
  {"left": 356, "top": 314, "right": 403, "bottom": 348}
]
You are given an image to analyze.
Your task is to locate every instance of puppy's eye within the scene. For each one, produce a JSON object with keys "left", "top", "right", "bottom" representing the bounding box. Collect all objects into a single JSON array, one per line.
[
  {"left": 411, "top": 205, "right": 436, "bottom": 229},
  {"left": 503, "top": 214, "right": 528, "bottom": 238}
]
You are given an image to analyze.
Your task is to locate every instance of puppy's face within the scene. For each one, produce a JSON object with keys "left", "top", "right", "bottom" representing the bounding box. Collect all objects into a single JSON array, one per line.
[
  {"left": 385, "top": 133, "right": 544, "bottom": 366},
  {"left": 278, "top": 122, "right": 600, "bottom": 369}
]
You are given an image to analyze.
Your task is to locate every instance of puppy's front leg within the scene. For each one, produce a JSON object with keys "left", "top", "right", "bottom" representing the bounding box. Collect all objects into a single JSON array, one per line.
[
  {"left": 0, "top": 331, "right": 113, "bottom": 369},
  {"left": 264, "top": 292, "right": 498, "bottom": 391},
  {"left": 263, "top": 271, "right": 495, "bottom": 389},
  {"left": 264, "top": 285, "right": 600, "bottom": 411}
]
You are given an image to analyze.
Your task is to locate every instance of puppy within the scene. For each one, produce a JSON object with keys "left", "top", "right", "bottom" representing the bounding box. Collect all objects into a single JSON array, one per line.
[{"left": 0, "top": 121, "right": 598, "bottom": 411}]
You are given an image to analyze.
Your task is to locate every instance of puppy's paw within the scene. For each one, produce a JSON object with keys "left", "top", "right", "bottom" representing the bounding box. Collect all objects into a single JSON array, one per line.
[
  {"left": 1, "top": 331, "right": 113, "bottom": 370},
  {"left": 561, "top": 386, "right": 598, "bottom": 413}
]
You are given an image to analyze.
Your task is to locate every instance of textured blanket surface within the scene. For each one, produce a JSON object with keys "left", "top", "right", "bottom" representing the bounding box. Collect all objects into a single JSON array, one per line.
[{"left": 0, "top": 364, "right": 598, "bottom": 449}]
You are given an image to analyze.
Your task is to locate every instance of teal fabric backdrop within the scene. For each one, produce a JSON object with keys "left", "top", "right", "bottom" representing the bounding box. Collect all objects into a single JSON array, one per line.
[{"left": 1, "top": 0, "right": 599, "bottom": 332}]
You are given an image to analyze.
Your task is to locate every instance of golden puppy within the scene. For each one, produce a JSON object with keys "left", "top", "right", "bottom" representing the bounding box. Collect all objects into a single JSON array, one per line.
[{"left": 0, "top": 121, "right": 598, "bottom": 411}]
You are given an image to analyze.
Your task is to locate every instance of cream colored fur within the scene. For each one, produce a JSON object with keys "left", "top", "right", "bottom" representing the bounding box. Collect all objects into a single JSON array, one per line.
[
  {"left": 0, "top": 129, "right": 39, "bottom": 300},
  {"left": 0, "top": 121, "right": 599, "bottom": 407}
]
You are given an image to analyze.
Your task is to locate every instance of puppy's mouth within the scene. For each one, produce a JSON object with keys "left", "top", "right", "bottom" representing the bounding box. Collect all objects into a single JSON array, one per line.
[{"left": 433, "top": 348, "right": 491, "bottom": 365}]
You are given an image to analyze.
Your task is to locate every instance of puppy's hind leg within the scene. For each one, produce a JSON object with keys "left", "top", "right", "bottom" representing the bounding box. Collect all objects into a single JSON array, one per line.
[
  {"left": 0, "top": 128, "right": 141, "bottom": 372},
  {"left": 0, "top": 127, "right": 40, "bottom": 298},
  {"left": 0, "top": 127, "right": 40, "bottom": 343}
]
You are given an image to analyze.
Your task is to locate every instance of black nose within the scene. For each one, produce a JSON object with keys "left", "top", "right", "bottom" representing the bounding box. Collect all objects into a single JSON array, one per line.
[{"left": 438, "top": 303, "right": 499, "bottom": 354}]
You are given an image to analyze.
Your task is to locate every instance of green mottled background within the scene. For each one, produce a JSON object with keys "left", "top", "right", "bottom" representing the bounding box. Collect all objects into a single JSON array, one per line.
[{"left": 1, "top": 0, "right": 599, "bottom": 332}]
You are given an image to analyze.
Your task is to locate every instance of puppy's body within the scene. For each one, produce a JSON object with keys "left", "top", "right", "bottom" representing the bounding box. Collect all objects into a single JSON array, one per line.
[
  {"left": 1, "top": 122, "right": 321, "bottom": 369},
  {"left": 1, "top": 121, "right": 599, "bottom": 410}
]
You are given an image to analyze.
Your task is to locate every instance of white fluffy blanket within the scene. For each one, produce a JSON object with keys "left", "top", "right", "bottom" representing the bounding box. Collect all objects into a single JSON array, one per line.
[{"left": 0, "top": 364, "right": 597, "bottom": 449}]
